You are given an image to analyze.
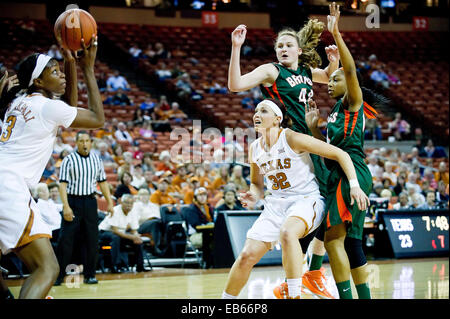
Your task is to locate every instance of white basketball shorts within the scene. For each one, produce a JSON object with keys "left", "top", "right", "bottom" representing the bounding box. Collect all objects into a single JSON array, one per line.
[
  {"left": 0, "top": 169, "right": 52, "bottom": 255},
  {"left": 247, "top": 193, "right": 326, "bottom": 245}
]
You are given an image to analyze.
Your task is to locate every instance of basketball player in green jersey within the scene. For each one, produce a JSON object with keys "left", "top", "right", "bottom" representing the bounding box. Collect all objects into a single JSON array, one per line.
[
  {"left": 229, "top": 21, "right": 339, "bottom": 298},
  {"left": 306, "top": 3, "right": 388, "bottom": 299}
]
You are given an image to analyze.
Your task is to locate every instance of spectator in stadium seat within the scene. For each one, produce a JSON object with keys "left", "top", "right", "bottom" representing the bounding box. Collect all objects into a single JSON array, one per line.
[
  {"left": 436, "top": 181, "right": 449, "bottom": 204},
  {"left": 134, "top": 189, "right": 164, "bottom": 256},
  {"left": 421, "top": 139, "right": 447, "bottom": 158},
  {"left": 154, "top": 42, "right": 170, "bottom": 60},
  {"left": 53, "top": 136, "right": 73, "bottom": 155},
  {"left": 142, "top": 152, "right": 156, "bottom": 172},
  {"left": 142, "top": 170, "right": 157, "bottom": 193},
  {"left": 131, "top": 164, "right": 147, "bottom": 190},
  {"left": 364, "top": 118, "right": 382, "bottom": 141},
  {"left": 393, "top": 192, "right": 410, "bottom": 210},
  {"left": 367, "top": 155, "right": 383, "bottom": 182},
  {"left": 422, "top": 168, "right": 438, "bottom": 189},
  {"left": 183, "top": 187, "right": 213, "bottom": 244},
  {"left": 97, "top": 72, "right": 108, "bottom": 92},
  {"left": 175, "top": 73, "right": 193, "bottom": 98},
  {"left": 35, "top": 183, "right": 62, "bottom": 246},
  {"left": 128, "top": 43, "right": 142, "bottom": 58},
  {"left": 434, "top": 162, "right": 449, "bottom": 185},
  {"left": 114, "top": 122, "right": 134, "bottom": 145},
  {"left": 140, "top": 94, "right": 156, "bottom": 113},
  {"left": 229, "top": 165, "right": 249, "bottom": 192},
  {"left": 168, "top": 102, "right": 188, "bottom": 122},
  {"left": 172, "top": 164, "right": 188, "bottom": 189},
  {"left": 114, "top": 171, "right": 138, "bottom": 200},
  {"left": 111, "top": 88, "right": 132, "bottom": 106},
  {"left": 382, "top": 162, "right": 397, "bottom": 186},
  {"left": 369, "top": 182, "right": 384, "bottom": 199},
  {"left": 388, "top": 112, "right": 410, "bottom": 141},
  {"left": 370, "top": 65, "right": 390, "bottom": 89},
  {"left": 150, "top": 177, "right": 176, "bottom": 205},
  {"left": 419, "top": 191, "right": 438, "bottom": 210},
  {"left": 393, "top": 174, "right": 407, "bottom": 197},
  {"left": 96, "top": 141, "right": 117, "bottom": 170},
  {"left": 48, "top": 182, "right": 63, "bottom": 206},
  {"left": 155, "top": 62, "right": 172, "bottom": 82},
  {"left": 99, "top": 194, "right": 148, "bottom": 273},
  {"left": 143, "top": 43, "right": 156, "bottom": 61},
  {"left": 157, "top": 95, "right": 171, "bottom": 111},
  {"left": 215, "top": 187, "right": 244, "bottom": 213},
  {"left": 210, "top": 165, "right": 230, "bottom": 192},
  {"left": 139, "top": 120, "right": 156, "bottom": 139},
  {"left": 156, "top": 150, "right": 175, "bottom": 172},
  {"left": 183, "top": 176, "right": 201, "bottom": 205},
  {"left": 106, "top": 70, "right": 130, "bottom": 92},
  {"left": 410, "top": 192, "right": 425, "bottom": 209}
]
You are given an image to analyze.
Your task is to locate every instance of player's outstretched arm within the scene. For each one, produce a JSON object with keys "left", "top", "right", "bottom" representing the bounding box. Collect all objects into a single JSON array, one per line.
[
  {"left": 70, "top": 35, "right": 105, "bottom": 129},
  {"left": 328, "top": 2, "right": 362, "bottom": 111},
  {"left": 228, "top": 25, "right": 277, "bottom": 92},
  {"left": 311, "top": 44, "right": 339, "bottom": 84},
  {"left": 286, "top": 129, "right": 370, "bottom": 210}
]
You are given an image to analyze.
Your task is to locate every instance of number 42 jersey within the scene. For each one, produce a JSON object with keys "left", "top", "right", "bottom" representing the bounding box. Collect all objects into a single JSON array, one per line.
[{"left": 250, "top": 129, "right": 320, "bottom": 197}]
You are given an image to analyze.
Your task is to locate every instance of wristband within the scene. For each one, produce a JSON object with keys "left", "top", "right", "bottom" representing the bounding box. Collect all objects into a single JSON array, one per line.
[{"left": 349, "top": 179, "right": 359, "bottom": 188}]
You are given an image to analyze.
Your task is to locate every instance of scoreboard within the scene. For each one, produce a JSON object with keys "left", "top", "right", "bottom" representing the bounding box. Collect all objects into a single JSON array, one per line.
[{"left": 378, "top": 209, "right": 449, "bottom": 258}]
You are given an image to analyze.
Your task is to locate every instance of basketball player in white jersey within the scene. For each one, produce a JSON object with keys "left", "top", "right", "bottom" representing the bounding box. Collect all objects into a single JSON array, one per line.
[
  {"left": 0, "top": 35, "right": 104, "bottom": 299},
  {"left": 222, "top": 99, "right": 369, "bottom": 299}
]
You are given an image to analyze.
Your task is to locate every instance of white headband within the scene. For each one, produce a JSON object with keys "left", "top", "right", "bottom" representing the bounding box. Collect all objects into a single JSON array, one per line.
[
  {"left": 259, "top": 100, "right": 283, "bottom": 123},
  {"left": 28, "top": 54, "right": 52, "bottom": 87}
]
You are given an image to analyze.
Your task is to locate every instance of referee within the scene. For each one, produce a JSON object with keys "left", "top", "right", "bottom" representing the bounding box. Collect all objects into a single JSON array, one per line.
[{"left": 55, "top": 131, "right": 114, "bottom": 285}]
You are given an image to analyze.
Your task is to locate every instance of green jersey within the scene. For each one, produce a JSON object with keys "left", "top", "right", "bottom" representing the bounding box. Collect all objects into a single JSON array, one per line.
[
  {"left": 325, "top": 99, "right": 367, "bottom": 167},
  {"left": 260, "top": 63, "right": 314, "bottom": 134}
]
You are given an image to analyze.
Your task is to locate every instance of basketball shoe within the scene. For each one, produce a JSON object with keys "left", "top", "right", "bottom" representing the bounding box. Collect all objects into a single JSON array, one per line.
[
  {"left": 301, "top": 268, "right": 335, "bottom": 299},
  {"left": 273, "top": 268, "right": 335, "bottom": 299}
]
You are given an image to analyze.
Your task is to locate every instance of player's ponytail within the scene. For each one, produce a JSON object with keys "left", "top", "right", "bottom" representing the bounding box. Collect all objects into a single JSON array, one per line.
[
  {"left": 297, "top": 19, "right": 324, "bottom": 69},
  {"left": 361, "top": 87, "right": 390, "bottom": 119},
  {"left": 0, "top": 53, "right": 40, "bottom": 119}
]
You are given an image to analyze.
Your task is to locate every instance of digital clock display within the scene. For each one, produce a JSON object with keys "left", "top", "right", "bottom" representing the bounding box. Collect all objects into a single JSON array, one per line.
[{"left": 380, "top": 209, "right": 449, "bottom": 258}]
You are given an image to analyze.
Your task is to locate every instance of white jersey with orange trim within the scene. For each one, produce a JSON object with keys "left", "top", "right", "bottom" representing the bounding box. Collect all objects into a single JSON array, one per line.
[
  {"left": 0, "top": 93, "right": 77, "bottom": 254},
  {"left": 0, "top": 93, "right": 77, "bottom": 188},
  {"left": 247, "top": 129, "right": 326, "bottom": 244},
  {"left": 250, "top": 129, "right": 320, "bottom": 197}
]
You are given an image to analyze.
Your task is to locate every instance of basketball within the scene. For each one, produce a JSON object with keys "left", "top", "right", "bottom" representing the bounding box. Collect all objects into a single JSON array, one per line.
[{"left": 54, "top": 9, "right": 97, "bottom": 51}]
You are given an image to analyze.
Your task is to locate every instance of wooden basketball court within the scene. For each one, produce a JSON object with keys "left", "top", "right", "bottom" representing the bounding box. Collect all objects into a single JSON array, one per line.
[{"left": 5, "top": 257, "right": 448, "bottom": 299}]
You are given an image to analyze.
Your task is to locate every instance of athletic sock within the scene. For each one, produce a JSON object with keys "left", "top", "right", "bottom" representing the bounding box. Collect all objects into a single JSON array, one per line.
[
  {"left": 336, "top": 280, "right": 353, "bottom": 299},
  {"left": 355, "top": 282, "right": 371, "bottom": 299},
  {"left": 309, "top": 254, "right": 324, "bottom": 271},
  {"left": 222, "top": 291, "right": 237, "bottom": 299},
  {"left": 286, "top": 278, "right": 302, "bottom": 298}
]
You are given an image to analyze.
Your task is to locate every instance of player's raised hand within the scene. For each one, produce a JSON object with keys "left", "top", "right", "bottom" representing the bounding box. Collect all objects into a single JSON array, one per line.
[
  {"left": 78, "top": 34, "right": 98, "bottom": 71},
  {"left": 0, "top": 71, "right": 19, "bottom": 96},
  {"left": 305, "top": 98, "right": 320, "bottom": 129},
  {"left": 231, "top": 24, "right": 247, "bottom": 47},
  {"left": 350, "top": 186, "right": 370, "bottom": 211},
  {"left": 325, "top": 44, "right": 339, "bottom": 63},
  {"left": 327, "top": 2, "right": 340, "bottom": 36},
  {"left": 238, "top": 191, "right": 258, "bottom": 209}
]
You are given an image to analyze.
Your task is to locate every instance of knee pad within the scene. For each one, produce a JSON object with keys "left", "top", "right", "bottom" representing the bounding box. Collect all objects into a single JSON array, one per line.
[
  {"left": 344, "top": 237, "right": 366, "bottom": 269},
  {"left": 314, "top": 223, "right": 325, "bottom": 242}
]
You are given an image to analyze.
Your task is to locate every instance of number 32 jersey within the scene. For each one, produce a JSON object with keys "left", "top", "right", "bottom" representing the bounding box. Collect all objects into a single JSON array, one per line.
[
  {"left": 250, "top": 129, "right": 320, "bottom": 197},
  {"left": 0, "top": 93, "right": 77, "bottom": 188}
]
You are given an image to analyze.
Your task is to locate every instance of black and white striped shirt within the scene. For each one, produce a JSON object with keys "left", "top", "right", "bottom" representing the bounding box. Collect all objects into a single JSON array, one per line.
[{"left": 59, "top": 151, "right": 107, "bottom": 196}]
